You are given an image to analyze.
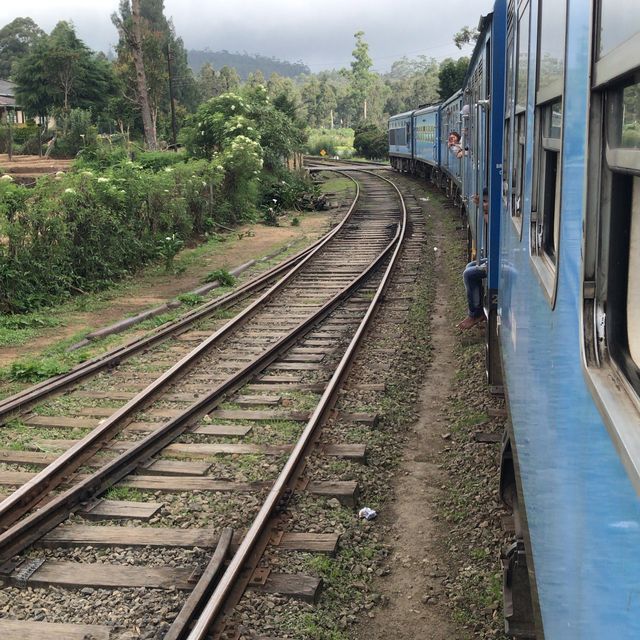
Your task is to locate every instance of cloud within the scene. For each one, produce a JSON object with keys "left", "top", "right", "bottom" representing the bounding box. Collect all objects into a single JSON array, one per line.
[{"left": 0, "top": 0, "right": 494, "bottom": 71}]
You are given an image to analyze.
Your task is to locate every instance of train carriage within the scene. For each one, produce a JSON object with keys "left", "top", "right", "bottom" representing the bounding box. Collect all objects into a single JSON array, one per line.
[
  {"left": 413, "top": 104, "right": 440, "bottom": 177},
  {"left": 389, "top": 0, "right": 640, "bottom": 638},
  {"left": 388, "top": 110, "right": 415, "bottom": 172}
]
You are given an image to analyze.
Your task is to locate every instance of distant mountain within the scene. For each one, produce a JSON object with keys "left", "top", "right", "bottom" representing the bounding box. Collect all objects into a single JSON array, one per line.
[{"left": 187, "top": 49, "right": 310, "bottom": 79}]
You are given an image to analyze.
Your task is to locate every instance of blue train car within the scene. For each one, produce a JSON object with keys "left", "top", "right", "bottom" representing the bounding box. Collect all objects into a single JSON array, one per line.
[
  {"left": 497, "top": 1, "right": 640, "bottom": 638},
  {"left": 388, "top": 110, "right": 414, "bottom": 171},
  {"left": 413, "top": 105, "right": 439, "bottom": 169},
  {"left": 388, "top": 1, "right": 640, "bottom": 638}
]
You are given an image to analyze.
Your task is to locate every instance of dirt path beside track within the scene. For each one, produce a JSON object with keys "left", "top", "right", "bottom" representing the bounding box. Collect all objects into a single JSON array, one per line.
[{"left": 354, "top": 177, "right": 507, "bottom": 640}]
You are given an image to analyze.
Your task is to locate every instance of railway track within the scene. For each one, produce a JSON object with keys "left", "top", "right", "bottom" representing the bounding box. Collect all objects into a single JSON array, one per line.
[{"left": 0, "top": 167, "right": 411, "bottom": 640}]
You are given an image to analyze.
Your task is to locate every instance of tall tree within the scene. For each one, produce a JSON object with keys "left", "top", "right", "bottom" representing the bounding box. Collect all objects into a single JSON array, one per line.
[
  {"left": 438, "top": 57, "right": 469, "bottom": 100},
  {"left": 112, "top": 0, "right": 157, "bottom": 148},
  {"left": 14, "top": 21, "right": 115, "bottom": 123},
  {"left": 453, "top": 26, "right": 480, "bottom": 49},
  {"left": 0, "top": 17, "right": 44, "bottom": 79},
  {"left": 112, "top": 0, "right": 197, "bottom": 146},
  {"left": 348, "top": 31, "right": 375, "bottom": 125}
]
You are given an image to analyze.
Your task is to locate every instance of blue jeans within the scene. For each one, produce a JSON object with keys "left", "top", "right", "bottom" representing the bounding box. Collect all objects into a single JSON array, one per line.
[{"left": 463, "top": 259, "right": 487, "bottom": 318}]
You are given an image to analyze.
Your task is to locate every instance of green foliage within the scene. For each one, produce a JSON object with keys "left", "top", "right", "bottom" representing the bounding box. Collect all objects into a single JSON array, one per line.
[
  {"left": 454, "top": 26, "right": 480, "bottom": 50},
  {"left": 51, "top": 109, "right": 98, "bottom": 158},
  {"left": 306, "top": 128, "right": 354, "bottom": 157},
  {"left": 0, "top": 17, "right": 45, "bottom": 79},
  {"left": 353, "top": 124, "right": 388, "bottom": 159},
  {"left": 0, "top": 313, "right": 61, "bottom": 347},
  {"left": 383, "top": 56, "right": 441, "bottom": 115},
  {"left": 8, "top": 356, "right": 70, "bottom": 382},
  {"left": 261, "top": 207, "right": 279, "bottom": 226},
  {"left": 183, "top": 93, "right": 253, "bottom": 158},
  {"left": 156, "top": 233, "right": 184, "bottom": 272},
  {"left": 204, "top": 268, "right": 236, "bottom": 286},
  {"left": 111, "top": 0, "right": 198, "bottom": 145},
  {"left": 291, "top": 216, "right": 300, "bottom": 226},
  {"left": 14, "top": 21, "right": 116, "bottom": 121},
  {"left": 0, "top": 158, "right": 225, "bottom": 313},
  {"left": 176, "top": 292, "right": 203, "bottom": 306},
  {"left": 134, "top": 150, "right": 186, "bottom": 171},
  {"left": 438, "top": 57, "right": 469, "bottom": 100},
  {"left": 260, "top": 170, "right": 320, "bottom": 211}
]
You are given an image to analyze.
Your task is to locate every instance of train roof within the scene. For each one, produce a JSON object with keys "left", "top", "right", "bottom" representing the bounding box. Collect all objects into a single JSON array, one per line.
[
  {"left": 414, "top": 103, "right": 439, "bottom": 116},
  {"left": 388, "top": 110, "right": 415, "bottom": 122}
]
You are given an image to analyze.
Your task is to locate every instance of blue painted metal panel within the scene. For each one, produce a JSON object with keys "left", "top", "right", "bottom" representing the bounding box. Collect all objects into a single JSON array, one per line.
[
  {"left": 414, "top": 106, "right": 439, "bottom": 167},
  {"left": 499, "top": 1, "right": 640, "bottom": 638},
  {"left": 488, "top": 0, "right": 506, "bottom": 292}
]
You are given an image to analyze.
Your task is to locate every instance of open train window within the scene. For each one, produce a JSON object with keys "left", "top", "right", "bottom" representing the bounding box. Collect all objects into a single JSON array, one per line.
[
  {"left": 511, "top": 1, "right": 530, "bottom": 235},
  {"left": 530, "top": 0, "right": 566, "bottom": 304},
  {"left": 583, "top": 6, "right": 640, "bottom": 485},
  {"left": 504, "top": 9, "right": 515, "bottom": 216}
]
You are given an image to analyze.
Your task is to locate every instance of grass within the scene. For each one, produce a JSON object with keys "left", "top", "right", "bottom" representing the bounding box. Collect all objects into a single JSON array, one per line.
[
  {"left": 104, "top": 486, "right": 148, "bottom": 502},
  {"left": 0, "top": 313, "right": 63, "bottom": 348}
]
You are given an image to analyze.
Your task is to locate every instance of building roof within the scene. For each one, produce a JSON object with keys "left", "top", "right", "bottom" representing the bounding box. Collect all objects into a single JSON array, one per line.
[{"left": 0, "top": 79, "right": 16, "bottom": 98}]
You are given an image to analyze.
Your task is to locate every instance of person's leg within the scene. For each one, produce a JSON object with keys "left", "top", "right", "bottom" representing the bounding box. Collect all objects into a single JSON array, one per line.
[
  {"left": 458, "top": 263, "right": 486, "bottom": 329},
  {"left": 464, "top": 265, "right": 485, "bottom": 318}
]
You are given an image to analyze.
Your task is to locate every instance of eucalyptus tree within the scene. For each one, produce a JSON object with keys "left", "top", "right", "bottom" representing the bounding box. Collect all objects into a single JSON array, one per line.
[{"left": 0, "top": 17, "right": 45, "bottom": 79}]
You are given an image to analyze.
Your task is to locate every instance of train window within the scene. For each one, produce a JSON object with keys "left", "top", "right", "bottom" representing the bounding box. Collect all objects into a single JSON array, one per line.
[
  {"left": 506, "top": 34, "right": 515, "bottom": 111},
  {"left": 537, "top": 0, "right": 566, "bottom": 101},
  {"left": 600, "top": 78, "right": 640, "bottom": 393},
  {"left": 530, "top": 97, "right": 562, "bottom": 297},
  {"left": 583, "top": 5, "right": 640, "bottom": 489},
  {"left": 615, "top": 83, "right": 640, "bottom": 150},
  {"left": 627, "top": 179, "right": 640, "bottom": 373},
  {"left": 513, "top": 114, "right": 526, "bottom": 227},
  {"left": 516, "top": 2, "right": 530, "bottom": 114},
  {"left": 503, "top": 121, "right": 511, "bottom": 207},
  {"left": 598, "top": 0, "right": 640, "bottom": 59}
]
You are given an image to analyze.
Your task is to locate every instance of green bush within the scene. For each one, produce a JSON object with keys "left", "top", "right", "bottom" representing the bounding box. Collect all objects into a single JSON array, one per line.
[
  {"left": 135, "top": 150, "right": 187, "bottom": 172},
  {"left": 306, "top": 128, "right": 355, "bottom": 157},
  {"left": 12, "top": 123, "right": 39, "bottom": 145},
  {"left": 204, "top": 268, "right": 236, "bottom": 286},
  {"left": 50, "top": 109, "right": 98, "bottom": 159},
  {"left": 0, "top": 158, "right": 226, "bottom": 313},
  {"left": 260, "top": 170, "right": 320, "bottom": 211},
  {"left": 353, "top": 124, "right": 388, "bottom": 159}
]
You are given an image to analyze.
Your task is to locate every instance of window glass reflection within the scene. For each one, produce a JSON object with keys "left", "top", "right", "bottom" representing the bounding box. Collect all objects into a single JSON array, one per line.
[
  {"left": 621, "top": 82, "right": 640, "bottom": 149},
  {"left": 516, "top": 4, "right": 530, "bottom": 110},
  {"left": 537, "top": 0, "right": 566, "bottom": 93},
  {"left": 599, "top": 0, "right": 640, "bottom": 58},
  {"left": 544, "top": 100, "right": 562, "bottom": 139}
]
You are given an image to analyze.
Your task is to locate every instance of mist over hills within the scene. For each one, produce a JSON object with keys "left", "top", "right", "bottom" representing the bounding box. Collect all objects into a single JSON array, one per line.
[{"left": 187, "top": 49, "right": 310, "bottom": 79}]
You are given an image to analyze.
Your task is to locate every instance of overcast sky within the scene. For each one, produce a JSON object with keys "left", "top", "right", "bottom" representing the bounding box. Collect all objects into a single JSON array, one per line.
[{"left": 0, "top": 0, "right": 495, "bottom": 72}]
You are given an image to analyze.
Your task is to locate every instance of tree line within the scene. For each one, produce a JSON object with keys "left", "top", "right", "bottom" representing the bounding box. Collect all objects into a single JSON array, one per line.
[{"left": 0, "top": 1, "right": 471, "bottom": 151}]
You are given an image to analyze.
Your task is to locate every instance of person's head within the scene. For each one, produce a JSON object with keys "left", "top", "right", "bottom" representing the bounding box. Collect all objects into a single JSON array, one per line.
[
  {"left": 482, "top": 187, "right": 489, "bottom": 218},
  {"left": 448, "top": 131, "right": 461, "bottom": 143}
]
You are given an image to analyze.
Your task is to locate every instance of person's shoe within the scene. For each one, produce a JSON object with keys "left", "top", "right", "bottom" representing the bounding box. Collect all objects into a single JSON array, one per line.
[{"left": 456, "top": 315, "right": 485, "bottom": 330}]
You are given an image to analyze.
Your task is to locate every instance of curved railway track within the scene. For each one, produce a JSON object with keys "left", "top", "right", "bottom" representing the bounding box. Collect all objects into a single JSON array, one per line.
[{"left": 0, "top": 167, "right": 412, "bottom": 640}]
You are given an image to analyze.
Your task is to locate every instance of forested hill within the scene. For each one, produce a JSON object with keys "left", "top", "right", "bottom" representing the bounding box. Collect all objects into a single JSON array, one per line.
[{"left": 187, "top": 50, "right": 310, "bottom": 79}]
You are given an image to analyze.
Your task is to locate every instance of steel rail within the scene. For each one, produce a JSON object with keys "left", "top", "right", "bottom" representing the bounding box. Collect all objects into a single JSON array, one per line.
[
  {"left": 0, "top": 186, "right": 398, "bottom": 564},
  {"left": 0, "top": 177, "right": 362, "bottom": 532},
  {"left": 0, "top": 190, "right": 354, "bottom": 421},
  {"left": 183, "top": 169, "right": 408, "bottom": 640}
]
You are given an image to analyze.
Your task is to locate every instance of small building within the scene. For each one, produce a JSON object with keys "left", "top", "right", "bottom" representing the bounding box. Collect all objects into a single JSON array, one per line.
[{"left": 0, "top": 79, "right": 26, "bottom": 125}]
